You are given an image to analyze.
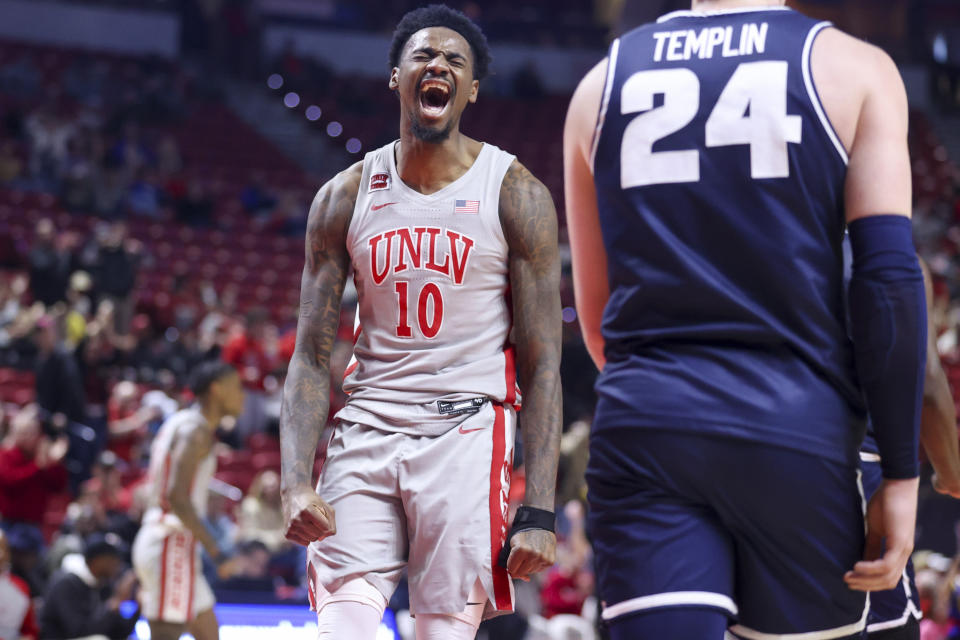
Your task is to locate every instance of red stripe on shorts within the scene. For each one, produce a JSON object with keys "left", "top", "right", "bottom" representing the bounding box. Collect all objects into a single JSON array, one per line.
[
  {"left": 343, "top": 360, "right": 358, "bottom": 380},
  {"left": 186, "top": 536, "right": 196, "bottom": 619},
  {"left": 158, "top": 537, "right": 169, "bottom": 619},
  {"left": 307, "top": 562, "right": 318, "bottom": 611},
  {"left": 488, "top": 404, "right": 511, "bottom": 610},
  {"left": 503, "top": 346, "right": 517, "bottom": 406}
]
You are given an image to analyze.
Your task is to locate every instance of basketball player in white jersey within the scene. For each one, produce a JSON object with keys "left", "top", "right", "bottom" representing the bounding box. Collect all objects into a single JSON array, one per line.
[
  {"left": 132, "top": 361, "right": 244, "bottom": 640},
  {"left": 279, "top": 5, "right": 562, "bottom": 639}
]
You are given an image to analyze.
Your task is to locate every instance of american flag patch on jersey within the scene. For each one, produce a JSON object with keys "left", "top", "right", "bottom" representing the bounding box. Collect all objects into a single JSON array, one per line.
[{"left": 454, "top": 199, "right": 480, "bottom": 214}]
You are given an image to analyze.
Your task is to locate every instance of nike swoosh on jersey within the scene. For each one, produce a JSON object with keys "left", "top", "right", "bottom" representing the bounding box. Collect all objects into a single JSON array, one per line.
[
  {"left": 371, "top": 202, "right": 398, "bottom": 211},
  {"left": 458, "top": 425, "right": 486, "bottom": 434}
]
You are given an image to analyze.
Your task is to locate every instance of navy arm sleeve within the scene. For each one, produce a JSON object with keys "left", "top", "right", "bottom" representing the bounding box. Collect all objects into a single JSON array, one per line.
[{"left": 848, "top": 215, "right": 926, "bottom": 479}]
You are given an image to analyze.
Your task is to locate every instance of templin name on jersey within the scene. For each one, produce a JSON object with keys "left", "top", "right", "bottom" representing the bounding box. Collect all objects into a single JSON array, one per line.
[{"left": 653, "top": 22, "right": 768, "bottom": 62}]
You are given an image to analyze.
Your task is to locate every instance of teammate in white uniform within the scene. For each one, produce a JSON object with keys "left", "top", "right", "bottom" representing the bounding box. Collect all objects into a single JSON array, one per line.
[
  {"left": 132, "top": 361, "right": 244, "bottom": 640},
  {"left": 279, "top": 5, "right": 563, "bottom": 639}
]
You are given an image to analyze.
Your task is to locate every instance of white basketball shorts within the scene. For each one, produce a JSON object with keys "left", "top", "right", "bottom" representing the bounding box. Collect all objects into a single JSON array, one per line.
[
  {"left": 132, "top": 524, "right": 215, "bottom": 623},
  {"left": 307, "top": 400, "right": 516, "bottom": 619}
]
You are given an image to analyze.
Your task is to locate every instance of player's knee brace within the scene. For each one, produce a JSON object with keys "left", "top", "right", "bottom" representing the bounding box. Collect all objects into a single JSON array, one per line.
[
  {"left": 414, "top": 579, "right": 486, "bottom": 639},
  {"left": 315, "top": 578, "right": 387, "bottom": 639}
]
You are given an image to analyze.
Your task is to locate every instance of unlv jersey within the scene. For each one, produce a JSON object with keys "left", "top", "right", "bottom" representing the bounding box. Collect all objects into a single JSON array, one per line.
[
  {"left": 141, "top": 407, "right": 216, "bottom": 530},
  {"left": 337, "top": 141, "right": 520, "bottom": 435},
  {"left": 591, "top": 7, "right": 867, "bottom": 465}
]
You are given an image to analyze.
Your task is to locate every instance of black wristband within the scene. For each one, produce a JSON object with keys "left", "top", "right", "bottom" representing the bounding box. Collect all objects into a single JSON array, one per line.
[
  {"left": 213, "top": 550, "right": 228, "bottom": 566},
  {"left": 497, "top": 506, "right": 555, "bottom": 569}
]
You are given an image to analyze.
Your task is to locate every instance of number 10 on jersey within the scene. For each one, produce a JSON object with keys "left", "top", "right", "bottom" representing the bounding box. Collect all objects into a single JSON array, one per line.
[{"left": 395, "top": 281, "right": 444, "bottom": 338}]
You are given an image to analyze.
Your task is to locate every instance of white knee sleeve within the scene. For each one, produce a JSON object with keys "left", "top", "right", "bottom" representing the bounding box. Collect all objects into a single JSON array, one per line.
[
  {"left": 316, "top": 578, "right": 387, "bottom": 639},
  {"left": 414, "top": 579, "right": 486, "bottom": 640},
  {"left": 414, "top": 614, "right": 479, "bottom": 640}
]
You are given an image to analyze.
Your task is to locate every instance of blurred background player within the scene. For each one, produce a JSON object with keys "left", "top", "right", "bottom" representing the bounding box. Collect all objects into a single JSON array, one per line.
[
  {"left": 131, "top": 360, "right": 244, "bottom": 640},
  {"left": 565, "top": 0, "right": 924, "bottom": 638},
  {"left": 0, "top": 528, "right": 38, "bottom": 640},
  {"left": 857, "top": 256, "right": 960, "bottom": 640},
  {"left": 279, "top": 5, "right": 562, "bottom": 639}
]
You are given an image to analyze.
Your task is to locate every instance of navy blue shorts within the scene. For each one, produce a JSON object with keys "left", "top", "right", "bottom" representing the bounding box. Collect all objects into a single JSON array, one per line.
[
  {"left": 860, "top": 452, "right": 922, "bottom": 635},
  {"left": 587, "top": 426, "right": 869, "bottom": 638}
]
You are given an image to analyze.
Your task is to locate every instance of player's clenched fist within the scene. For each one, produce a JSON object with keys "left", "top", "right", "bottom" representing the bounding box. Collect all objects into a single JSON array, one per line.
[
  {"left": 282, "top": 486, "right": 336, "bottom": 546},
  {"left": 505, "top": 529, "right": 557, "bottom": 581}
]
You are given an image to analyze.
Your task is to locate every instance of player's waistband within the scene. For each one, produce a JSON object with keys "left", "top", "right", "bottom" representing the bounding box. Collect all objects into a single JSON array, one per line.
[
  {"left": 142, "top": 507, "right": 189, "bottom": 531},
  {"left": 436, "top": 397, "right": 489, "bottom": 416}
]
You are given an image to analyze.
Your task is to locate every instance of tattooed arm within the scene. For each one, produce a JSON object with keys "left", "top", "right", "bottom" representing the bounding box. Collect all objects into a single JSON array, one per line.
[
  {"left": 499, "top": 160, "right": 562, "bottom": 579},
  {"left": 919, "top": 259, "right": 960, "bottom": 499},
  {"left": 280, "top": 162, "right": 361, "bottom": 546}
]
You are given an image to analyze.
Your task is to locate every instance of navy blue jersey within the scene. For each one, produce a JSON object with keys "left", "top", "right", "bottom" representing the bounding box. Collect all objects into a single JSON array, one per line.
[{"left": 592, "top": 7, "right": 866, "bottom": 464}]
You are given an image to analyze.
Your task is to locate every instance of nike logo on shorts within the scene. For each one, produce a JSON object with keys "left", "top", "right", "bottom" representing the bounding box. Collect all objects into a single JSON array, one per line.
[
  {"left": 371, "top": 202, "right": 397, "bottom": 211},
  {"left": 458, "top": 425, "right": 485, "bottom": 434}
]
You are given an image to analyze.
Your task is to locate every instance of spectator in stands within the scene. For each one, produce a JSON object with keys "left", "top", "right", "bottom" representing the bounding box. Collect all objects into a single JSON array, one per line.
[
  {"left": 44, "top": 501, "right": 104, "bottom": 578},
  {"left": 109, "top": 121, "right": 153, "bottom": 175},
  {"left": 0, "top": 273, "right": 38, "bottom": 351},
  {"left": 0, "top": 404, "right": 68, "bottom": 527},
  {"left": 90, "top": 222, "right": 140, "bottom": 335},
  {"left": 5, "top": 523, "right": 46, "bottom": 598},
  {"left": 24, "top": 109, "right": 74, "bottom": 190},
  {"left": 28, "top": 219, "right": 72, "bottom": 308},
  {"left": 261, "top": 191, "right": 308, "bottom": 237},
  {"left": 156, "top": 135, "right": 182, "bottom": 177},
  {"left": 512, "top": 61, "right": 545, "bottom": 99},
  {"left": 538, "top": 501, "right": 593, "bottom": 619},
  {"left": 60, "top": 127, "right": 101, "bottom": 212},
  {"left": 106, "top": 380, "right": 160, "bottom": 465},
  {"left": 240, "top": 171, "right": 276, "bottom": 215},
  {"left": 205, "top": 490, "right": 238, "bottom": 559},
  {"left": 176, "top": 179, "right": 214, "bottom": 227},
  {"left": 237, "top": 469, "right": 285, "bottom": 552},
  {"left": 126, "top": 168, "right": 162, "bottom": 219},
  {"left": 0, "top": 528, "right": 38, "bottom": 640},
  {"left": 222, "top": 307, "right": 273, "bottom": 436},
  {"left": 217, "top": 540, "right": 273, "bottom": 592},
  {"left": 39, "top": 533, "right": 138, "bottom": 640},
  {"left": 34, "top": 316, "right": 87, "bottom": 425}
]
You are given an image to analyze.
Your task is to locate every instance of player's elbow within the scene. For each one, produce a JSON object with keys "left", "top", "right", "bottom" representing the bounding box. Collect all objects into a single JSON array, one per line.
[{"left": 583, "top": 333, "right": 606, "bottom": 371}]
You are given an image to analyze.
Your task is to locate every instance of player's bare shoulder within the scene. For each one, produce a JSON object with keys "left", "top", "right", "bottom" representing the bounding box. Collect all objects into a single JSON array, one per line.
[
  {"left": 305, "top": 161, "right": 364, "bottom": 262},
  {"left": 811, "top": 26, "right": 907, "bottom": 152},
  {"left": 175, "top": 416, "right": 213, "bottom": 456},
  {"left": 499, "top": 160, "right": 558, "bottom": 252}
]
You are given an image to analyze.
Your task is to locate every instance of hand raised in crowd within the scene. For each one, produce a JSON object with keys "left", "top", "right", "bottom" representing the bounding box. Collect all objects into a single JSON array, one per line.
[{"left": 37, "top": 436, "right": 68, "bottom": 468}]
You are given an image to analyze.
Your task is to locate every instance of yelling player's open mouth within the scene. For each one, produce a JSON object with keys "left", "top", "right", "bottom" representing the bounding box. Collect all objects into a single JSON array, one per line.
[{"left": 418, "top": 79, "right": 452, "bottom": 119}]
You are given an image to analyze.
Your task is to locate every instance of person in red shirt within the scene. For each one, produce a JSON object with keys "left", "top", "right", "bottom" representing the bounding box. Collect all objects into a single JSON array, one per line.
[
  {"left": 106, "top": 381, "right": 160, "bottom": 465},
  {"left": 0, "top": 404, "right": 68, "bottom": 526},
  {"left": 222, "top": 308, "right": 275, "bottom": 438},
  {"left": 0, "top": 529, "right": 38, "bottom": 640},
  {"left": 222, "top": 308, "right": 274, "bottom": 391}
]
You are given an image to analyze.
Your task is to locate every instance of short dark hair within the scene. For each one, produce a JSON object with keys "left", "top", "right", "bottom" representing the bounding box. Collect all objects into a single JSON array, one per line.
[
  {"left": 389, "top": 4, "right": 491, "bottom": 81},
  {"left": 189, "top": 360, "right": 237, "bottom": 398},
  {"left": 84, "top": 532, "right": 127, "bottom": 561}
]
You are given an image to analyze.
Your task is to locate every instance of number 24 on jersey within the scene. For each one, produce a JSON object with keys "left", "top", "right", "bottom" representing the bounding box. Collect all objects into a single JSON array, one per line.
[{"left": 620, "top": 60, "right": 803, "bottom": 188}]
